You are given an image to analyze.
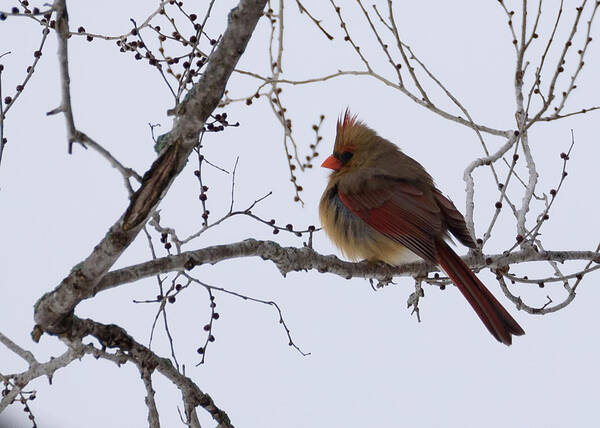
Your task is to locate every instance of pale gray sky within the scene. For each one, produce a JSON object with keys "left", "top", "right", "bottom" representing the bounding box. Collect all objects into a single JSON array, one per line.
[{"left": 1, "top": 1, "right": 599, "bottom": 427}]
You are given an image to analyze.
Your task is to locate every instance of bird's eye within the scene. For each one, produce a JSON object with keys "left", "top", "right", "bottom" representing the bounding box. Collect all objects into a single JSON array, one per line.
[{"left": 337, "top": 151, "right": 354, "bottom": 166}]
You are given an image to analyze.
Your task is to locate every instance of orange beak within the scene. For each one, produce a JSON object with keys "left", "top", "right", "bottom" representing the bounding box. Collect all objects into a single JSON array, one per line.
[{"left": 321, "top": 155, "right": 342, "bottom": 171}]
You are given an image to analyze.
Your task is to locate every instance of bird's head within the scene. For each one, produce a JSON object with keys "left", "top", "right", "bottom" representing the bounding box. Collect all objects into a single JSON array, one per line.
[{"left": 321, "top": 109, "right": 389, "bottom": 173}]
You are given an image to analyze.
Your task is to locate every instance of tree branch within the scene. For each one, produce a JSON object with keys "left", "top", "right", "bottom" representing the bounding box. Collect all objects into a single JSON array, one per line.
[
  {"left": 66, "top": 317, "right": 233, "bottom": 427},
  {"left": 92, "top": 239, "right": 600, "bottom": 296},
  {"left": 33, "top": 0, "right": 268, "bottom": 336}
]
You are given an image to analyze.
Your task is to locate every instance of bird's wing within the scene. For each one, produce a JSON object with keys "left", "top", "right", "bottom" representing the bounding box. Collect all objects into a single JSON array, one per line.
[
  {"left": 432, "top": 189, "right": 477, "bottom": 248},
  {"left": 337, "top": 176, "right": 442, "bottom": 263}
]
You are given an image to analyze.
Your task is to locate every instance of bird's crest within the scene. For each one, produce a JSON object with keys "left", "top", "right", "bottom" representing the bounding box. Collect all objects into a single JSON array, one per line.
[{"left": 334, "top": 109, "right": 374, "bottom": 152}]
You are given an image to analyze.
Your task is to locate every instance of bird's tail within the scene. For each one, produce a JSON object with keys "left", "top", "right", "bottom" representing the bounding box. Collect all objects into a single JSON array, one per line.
[{"left": 435, "top": 240, "right": 525, "bottom": 345}]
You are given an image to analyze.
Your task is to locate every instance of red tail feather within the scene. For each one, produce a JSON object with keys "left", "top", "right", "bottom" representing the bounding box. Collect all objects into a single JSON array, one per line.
[{"left": 435, "top": 240, "right": 525, "bottom": 345}]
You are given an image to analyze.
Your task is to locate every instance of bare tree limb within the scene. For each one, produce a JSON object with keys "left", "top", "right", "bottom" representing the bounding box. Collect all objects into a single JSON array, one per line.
[
  {"left": 33, "top": 0, "right": 268, "bottom": 337},
  {"left": 66, "top": 317, "right": 233, "bottom": 427},
  {"left": 0, "top": 335, "right": 84, "bottom": 413},
  {"left": 141, "top": 369, "right": 161, "bottom": 428},
  {"left": 91, "top": 239, "right": 600, "bottom": 295}
]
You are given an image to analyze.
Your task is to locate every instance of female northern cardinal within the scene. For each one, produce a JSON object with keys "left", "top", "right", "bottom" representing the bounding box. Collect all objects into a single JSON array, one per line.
[{"left": 319, "top": 111, "right": 525, "bottom": 345}]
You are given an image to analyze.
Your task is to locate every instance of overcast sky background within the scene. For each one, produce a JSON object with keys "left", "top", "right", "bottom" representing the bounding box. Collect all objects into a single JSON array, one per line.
[{"left": 1, "top": 1, "right": 599, "bottom": 427}]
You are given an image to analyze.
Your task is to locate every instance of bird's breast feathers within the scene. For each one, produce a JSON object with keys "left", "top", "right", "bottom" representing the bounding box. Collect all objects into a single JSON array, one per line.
[{"left": 319, "top": 184, "right": 420, "bottom": 265}]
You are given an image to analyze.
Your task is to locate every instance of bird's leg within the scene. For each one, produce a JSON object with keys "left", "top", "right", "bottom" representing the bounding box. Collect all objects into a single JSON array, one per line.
[{"left": 407, "top": 278, "right": 425, "bottom": 322}]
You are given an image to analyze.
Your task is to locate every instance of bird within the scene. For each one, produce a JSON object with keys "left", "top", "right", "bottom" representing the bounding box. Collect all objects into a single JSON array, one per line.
[{"left": 319, "top": 110, "right": 525, "bottom": 345}]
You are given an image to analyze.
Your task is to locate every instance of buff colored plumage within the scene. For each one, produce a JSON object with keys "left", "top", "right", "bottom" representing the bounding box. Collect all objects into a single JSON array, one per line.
[{"left": 319, "top": 111, "right": 524, "bottom": 345}]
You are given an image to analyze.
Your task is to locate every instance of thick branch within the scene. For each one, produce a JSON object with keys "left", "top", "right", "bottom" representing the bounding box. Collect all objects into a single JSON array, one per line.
[
  {"left": 66, "top": 317, "right": 232, "bottom": 427},
  {"left": 33, "top": 0, "right": 267, "bottom": 336},
  {"left": 93, "top": 239, "right": 600, "bottom": 295}
]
